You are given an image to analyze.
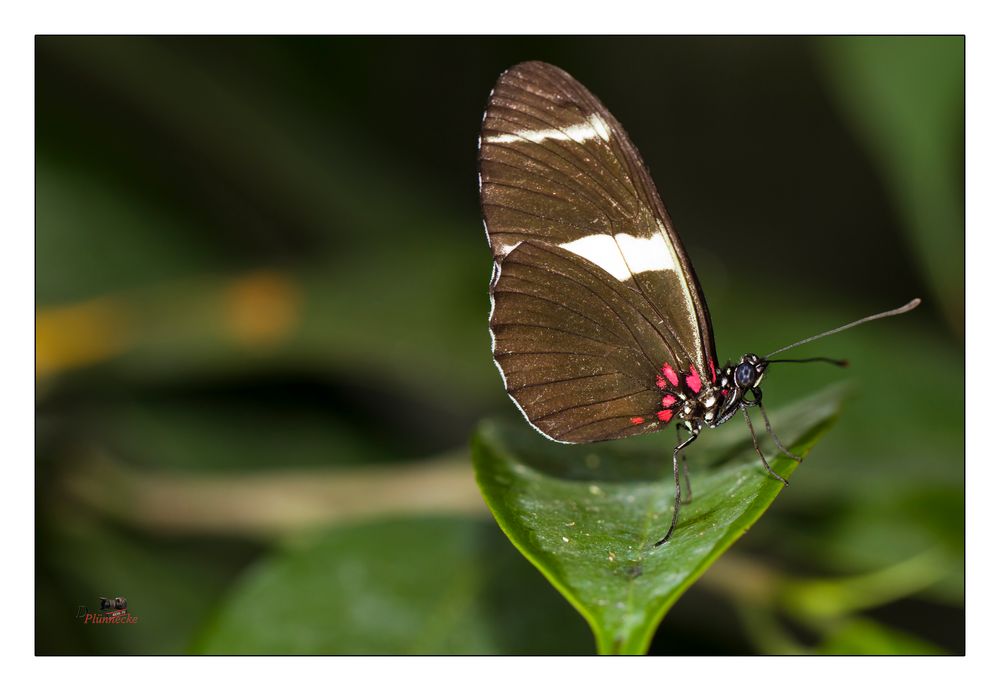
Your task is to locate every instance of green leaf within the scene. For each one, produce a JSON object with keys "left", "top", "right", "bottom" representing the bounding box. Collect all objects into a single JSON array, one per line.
[
  {"left": 193, "top": 516, "right": 592, "bottom": 654},
  {"left": 471, "top": 386, "right": 844, "bottom": 654}
]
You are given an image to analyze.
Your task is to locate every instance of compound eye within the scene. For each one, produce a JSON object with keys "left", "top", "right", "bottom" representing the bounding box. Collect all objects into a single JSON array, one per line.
[{"left": 735, "top": 362, "right": 755, "bottom": 387}]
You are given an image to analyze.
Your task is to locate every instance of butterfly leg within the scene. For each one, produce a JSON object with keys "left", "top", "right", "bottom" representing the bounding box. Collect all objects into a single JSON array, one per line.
[
  {"left": 752, "top": 388, "right": 802, "bottom": 462},
  {"left": 654, "top": 427, "right": 700, "bottom": 547},
  {"left": 741, "top": 406, "right": 789, "bottom": 486},
  {"left": 676, "top": 423, "right": 693, "bottom": 504}
]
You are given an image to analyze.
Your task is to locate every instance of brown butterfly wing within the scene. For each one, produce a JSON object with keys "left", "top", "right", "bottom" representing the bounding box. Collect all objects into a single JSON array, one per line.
[{"left": 479, "top": 62, "right": 717, "bottom": 442}]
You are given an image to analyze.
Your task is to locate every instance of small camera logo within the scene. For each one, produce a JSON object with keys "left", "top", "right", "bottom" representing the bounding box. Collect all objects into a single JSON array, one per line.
[{"left": 75, "top": 595, "right": 139, "bottom": 624}]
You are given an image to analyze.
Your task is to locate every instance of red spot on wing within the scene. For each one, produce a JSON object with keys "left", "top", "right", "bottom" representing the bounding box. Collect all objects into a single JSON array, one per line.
[
  {"left": 661, "top": 394, "right": 677, "bottom": 408},
  {"left": 710, "top": 358, "right": 718, "bottom": 383},
  {"left": 722, "top": 388, "right": 730, "bottom": 397},
  {"left": 657, "top": 409, "right": 674, "bottom": 422},
  {"left": 630, "top": 416, "right": 645, "bottom": 425},
  {"left": 686, "top": 365, "right": 702, "bottom": 394},
  {"left": 655, "top": 375, "right": 667, "bottom": 390},
  {"left": 661, "top": 364, "right": 679, "bottom": 387}
]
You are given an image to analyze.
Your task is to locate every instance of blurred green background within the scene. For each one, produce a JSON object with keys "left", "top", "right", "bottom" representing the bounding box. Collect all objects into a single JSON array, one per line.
[{"left": 35, "top": 36, "right": 963, "bottom": 654}]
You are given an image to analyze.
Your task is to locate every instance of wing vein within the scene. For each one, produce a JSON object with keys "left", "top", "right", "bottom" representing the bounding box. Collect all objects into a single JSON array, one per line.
[
  {"left": 517, "top": 243, "right": 683, "bottom": 369},
  {"left": 485, "top": 102, "right": 637, "bottom": 215},
  {"left": 532, "top": 388, "right": 649, "bottom": 423}
]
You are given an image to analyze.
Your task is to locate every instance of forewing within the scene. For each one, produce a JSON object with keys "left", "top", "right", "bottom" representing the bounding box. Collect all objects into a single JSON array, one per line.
[{"left": 479, "top": 61, "right": 717, "bottom": 381}]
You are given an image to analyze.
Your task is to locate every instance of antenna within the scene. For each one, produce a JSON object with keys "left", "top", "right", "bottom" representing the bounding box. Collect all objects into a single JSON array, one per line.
[
  {"left": 768, "top": 356, "right": 849, "bottom": 367},
  {"left": 766, "top": 298, "right": 921, "bottom": 359}
]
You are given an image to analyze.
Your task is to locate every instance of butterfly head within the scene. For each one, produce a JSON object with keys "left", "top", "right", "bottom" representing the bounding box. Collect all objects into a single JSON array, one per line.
[{"left": 734, "top": 353, "right": 768, "bottom": 390}]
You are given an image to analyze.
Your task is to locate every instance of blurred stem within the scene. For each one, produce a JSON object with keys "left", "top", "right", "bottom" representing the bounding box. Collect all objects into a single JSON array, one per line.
[
  {"left": 734, "top": 603, "right": 810, "bottom": 655},
  {"left": 699, "top": 552, "right": 807, "bottom": 653},
  {"left": 780, "top": 549, "right": 949, "bottom": 621},
  {"left": 61, "top": 449, "right": 485, "bottom": 538},
  {"left": 700, "top": 549, "right": 948, "bottom": 653}
]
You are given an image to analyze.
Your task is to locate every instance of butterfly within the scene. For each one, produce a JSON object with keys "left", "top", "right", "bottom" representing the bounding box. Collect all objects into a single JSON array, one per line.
[{"left": 477, "top": 61, "right": 919, "bottom": 545}]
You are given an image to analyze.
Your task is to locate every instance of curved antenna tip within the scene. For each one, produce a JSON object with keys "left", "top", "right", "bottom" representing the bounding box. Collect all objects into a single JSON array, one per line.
[{"left": 881, "top": 297, "right": 922, "bottom": 318}]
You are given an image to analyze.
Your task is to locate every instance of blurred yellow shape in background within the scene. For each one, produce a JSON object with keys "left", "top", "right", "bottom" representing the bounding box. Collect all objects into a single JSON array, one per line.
[
  {"left": 223, "top": 270, "right": 301, "bottom": 348},
  {"left": 36, "top": 269, "right": 302, "bottom": 381},
  {"left": 36, "top": 296, "right": 132, "bottom": 379}
]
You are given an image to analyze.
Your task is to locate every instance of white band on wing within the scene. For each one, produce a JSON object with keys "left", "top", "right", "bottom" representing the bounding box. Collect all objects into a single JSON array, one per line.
[
  {"left": 558, "top": 232, "right": 676, "bottom": 281},
  {"left": 483, "top": 113, "right": 612, "bottom": 145}
]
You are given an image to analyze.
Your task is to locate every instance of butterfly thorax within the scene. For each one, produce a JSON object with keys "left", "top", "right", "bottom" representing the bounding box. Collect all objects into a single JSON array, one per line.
[{"left": 678, "top": 386, "right": 724, "bottom": 427}]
